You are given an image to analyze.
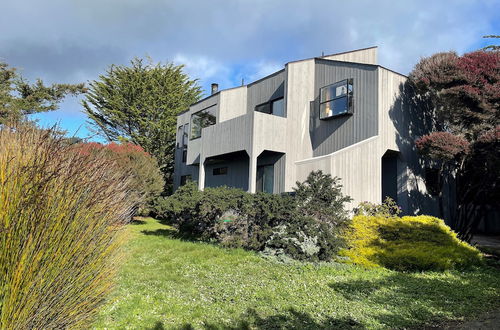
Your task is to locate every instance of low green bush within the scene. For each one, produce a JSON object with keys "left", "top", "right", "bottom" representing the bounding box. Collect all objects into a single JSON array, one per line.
[
  {"left": 156, "top": 171, "right": 352, "bottom": 261},
  {"left": 341, "top": 214, "right": 483, "bottom": 271},
  {"left": 354, "top": 197, "right": 401, "bottom": 217}
]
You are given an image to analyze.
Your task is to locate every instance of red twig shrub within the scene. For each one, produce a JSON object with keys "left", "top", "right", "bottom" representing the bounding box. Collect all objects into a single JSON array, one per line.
[{"left": 74, "top": 142, "right": 164, "bottom": 214}]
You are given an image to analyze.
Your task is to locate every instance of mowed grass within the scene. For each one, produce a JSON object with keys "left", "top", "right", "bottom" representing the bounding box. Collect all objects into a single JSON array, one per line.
[{"left": 93, "top": 217, "right": 500, "bottom": 329}]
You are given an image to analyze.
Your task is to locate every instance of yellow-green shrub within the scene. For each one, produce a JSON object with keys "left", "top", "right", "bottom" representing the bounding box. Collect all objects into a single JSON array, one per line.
[
  {"left": 0, "top": 124, "right": 134, "bottom": 328},
  {"left": 341, "top": 215, "right": 482, "bottom": 271}
]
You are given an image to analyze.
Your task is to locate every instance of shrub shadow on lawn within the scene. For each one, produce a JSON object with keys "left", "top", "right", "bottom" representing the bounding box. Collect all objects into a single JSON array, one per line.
[
  {"left": 141, "top": 228, "right": 201, "bottom": 242},
  {"left": 329, "top": 269, "right": 500, "bottom": 328},
  {"left": 130, "top": 218, "right": 147, "bottom": 225},
  {"left": 151, "top": 308, "right": 364, "bottom": 330}
]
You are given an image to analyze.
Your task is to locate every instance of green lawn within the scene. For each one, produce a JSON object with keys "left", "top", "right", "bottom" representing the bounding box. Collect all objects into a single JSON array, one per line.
[{"left": 93, "top": 217, "right": 500, "bottom": 329}]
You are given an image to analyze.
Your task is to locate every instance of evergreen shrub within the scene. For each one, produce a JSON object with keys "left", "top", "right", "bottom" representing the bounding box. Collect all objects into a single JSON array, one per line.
[
  {"left": 155, "top": 171, "right": 352, "bottom": 261},
  {"left": 342, "top": 215, "right": 482, "bottom": 271}
]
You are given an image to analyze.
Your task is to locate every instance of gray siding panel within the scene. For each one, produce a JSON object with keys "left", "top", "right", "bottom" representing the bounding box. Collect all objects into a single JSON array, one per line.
[
  {"left": 204, "top": 157, "right": 249, "bottom": 190},
  {"left": 312, "top": 60, "right": 378, "bottom": 157},
  {"left": 173, "top": 148, "right": 199, "bottom": 190},
  {"left": 247, "top": 70, "right": 285, "bottom": 115}
]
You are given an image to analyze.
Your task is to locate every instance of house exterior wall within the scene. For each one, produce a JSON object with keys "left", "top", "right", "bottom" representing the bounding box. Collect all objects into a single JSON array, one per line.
[
  {"left": 204, "top": 156, "right": 249, "bottom": 190},
  {"left": 172, "top": 47, "right": 453, "bottom": 220},
  {"left": 312, "top": 59, "right": 379, "bottom": 157},
  {"left": 282, "top": 59, "right": 316, "bottom": 191},
  {"left": 219, "top": 86, "right": 247, "bottom": 122},
  {"left": 322, "top": 47, "right": 378, "bottom": 65},
  {"left": 247, "top": 70, "right": 285, "bottom": 115}
]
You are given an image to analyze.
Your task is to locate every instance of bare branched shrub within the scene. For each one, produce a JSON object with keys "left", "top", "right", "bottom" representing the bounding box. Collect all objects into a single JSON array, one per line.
[{"left": 0, "top": 123, "right": 135, "bottom": 328}]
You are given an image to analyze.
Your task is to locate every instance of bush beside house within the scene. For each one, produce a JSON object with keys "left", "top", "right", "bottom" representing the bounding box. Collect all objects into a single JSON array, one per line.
[
  {"left": 155, "top": 171, "right": 352, "bottom": 261},
  {"left": 341, "top": 215, "right": 483, "bottom": 271},
  {"left": 158, "top": 173, "right": 482, "bottom": 270}
]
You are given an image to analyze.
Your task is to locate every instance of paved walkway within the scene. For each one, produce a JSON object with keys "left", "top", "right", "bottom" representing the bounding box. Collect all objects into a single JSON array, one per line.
[
  {"left": 472, "top": 235, "right": 500, "bottom": 257},
  {"left": 436, "top": 310, "right": 500, "bottom": 329}
]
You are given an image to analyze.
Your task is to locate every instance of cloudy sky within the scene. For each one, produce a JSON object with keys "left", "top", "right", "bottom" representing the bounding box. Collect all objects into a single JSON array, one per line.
[{"left": 1, "top": 0, "right": 498, "bottom": 140}]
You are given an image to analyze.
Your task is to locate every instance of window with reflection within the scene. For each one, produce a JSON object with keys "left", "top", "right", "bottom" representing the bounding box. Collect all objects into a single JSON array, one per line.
[
  {"left": 319, "top": 79, "right": 353, "bottom": 119},
  {"left": 177, "top": 126, "right": 183, "bottom": 149},
  {"left": 190, "top": 105, "right": 216, "bottom": 139},
  {"left": 271, "top": 98, "right": 284, "bottom": 117},
  {"left": 255, "top": 97, "right": 285, "bottom": 117},
  {"left": 182, "top": 124, "right": 189, "bottom": 147},
  {"left": 255, "top": 102, "right": 271, "bottom": 114},
  {"left": 213, "top": 167, "right": 228, "bottom": 175}
]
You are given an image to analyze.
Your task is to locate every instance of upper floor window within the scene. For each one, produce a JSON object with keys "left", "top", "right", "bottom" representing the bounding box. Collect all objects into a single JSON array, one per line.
[
  {"left": 255, "top": 97, "right": 285, "bottom": 117},
  {"left": 177, "top": 126, "right": 183, "bottom": 149},
  {"left": 182, "top": 124, "right": 189, "bottom": 147},
  {"left": 319, "top": 79, "right": 353, "bottom": 120},
  {"left": 190, "top": 105, "right": 216, "bottom": 139},
  {"left": 271, "top": 98, "right": 284, "bottom": 117}
]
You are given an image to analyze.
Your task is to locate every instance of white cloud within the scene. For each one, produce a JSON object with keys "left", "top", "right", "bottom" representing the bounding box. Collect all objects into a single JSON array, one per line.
[
  {"left": 247, "top": 61, "right": 283, "bottom": 83},
  {"left": 1, "top": 0, "right": 498, "bottom": 93},
  {"left": 1, "top": 0, "right": 496, "bottom": 139},
  {"left": 172, "top": 54, "right": 235, "bottom": 93}
]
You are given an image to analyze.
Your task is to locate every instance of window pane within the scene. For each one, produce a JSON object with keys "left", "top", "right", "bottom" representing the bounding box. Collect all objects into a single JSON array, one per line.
[
  {"left": 213, "top": 167, "right": 228, "bottom": 175},
  {"left": 191, "top": 115, "right": 202, "bottom": 139},
  {"left": 190, "top": 106, "right": 216, "bottom": 139},
  {"left": 320, "top": 80, "right": 348, "bottom": 102},
  {"left": 320, "top": 96, "right": 348, "bottom": 119},
  {"left": 256, "top": 165, "right": 274, "bottom": 193},
  {"left": 180, "top": 175, "right": 191, "bottom": 186},
  {"left": 263, "top": 165, "right": 274, "bottom": 193},
  {"left": 332, "top": 97, "right": 348, "bottom": 115},
  {"left": 271, "top": 98, "right": 284, "bottom": 117},
  {"left": 255, "top": 103, "right": 271, "bottom": 114},
  {"left": 177, "top": 126, "right": 183, "bottom": 148},
  {"left": 182, "top": 124, "right": 189, "bottom": 147}
]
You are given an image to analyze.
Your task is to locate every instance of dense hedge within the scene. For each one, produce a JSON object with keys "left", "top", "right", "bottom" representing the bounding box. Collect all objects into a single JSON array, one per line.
[
  {"left": 155, "top": 171, "right": 351, "bottom": 261},
  {"left": 341, "top": 215, "right": 483, "bottom": 271}
]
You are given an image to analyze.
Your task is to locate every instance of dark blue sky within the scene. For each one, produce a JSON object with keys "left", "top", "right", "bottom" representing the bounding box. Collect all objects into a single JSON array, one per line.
[{"left": 1, "top": 0, "right": 498, "bottom": 141}]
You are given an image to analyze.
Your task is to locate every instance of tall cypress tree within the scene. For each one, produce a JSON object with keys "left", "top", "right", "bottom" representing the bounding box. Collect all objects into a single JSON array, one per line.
[{"left": 83, "top": 57, "right": 202, "bottom": 193}]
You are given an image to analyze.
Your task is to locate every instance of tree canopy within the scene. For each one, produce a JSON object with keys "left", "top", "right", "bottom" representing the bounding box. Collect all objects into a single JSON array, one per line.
[
  {"left": 82, "top": 57, "right": 203, "bottom": 193},
  {"left": 409, "top": 49, "right": 499, "bottom": 239},
  {"left": 0, "top": 61, "right": 85, "bottom": 124}
]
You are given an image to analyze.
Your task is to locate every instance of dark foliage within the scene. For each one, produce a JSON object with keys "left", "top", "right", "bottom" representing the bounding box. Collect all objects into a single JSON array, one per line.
[
  {"left": 155, "top": 171, "right": 352, "bottom": 261},
  {"left": 409, "top": 50, "right": 500, "bottom": 239}
]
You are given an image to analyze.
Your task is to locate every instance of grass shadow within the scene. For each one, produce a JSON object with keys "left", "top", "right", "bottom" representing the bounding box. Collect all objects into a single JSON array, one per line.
[
  {"left": 141, "top": 227, "right": 203, "bottom": 243},
  {"left": 130, "top": 218, "right": 147, "bottom": 225},
  {"left": 173, "top": 308, "right": 364, "bottom": 329},
  {"left": 329, "top": 269, "right": 500, "bottom": 327}
]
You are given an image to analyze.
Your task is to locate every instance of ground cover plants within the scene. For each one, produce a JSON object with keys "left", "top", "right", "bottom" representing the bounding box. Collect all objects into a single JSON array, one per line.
[{"left": 93, "top": 217, "right": 500, "bottom": 329}]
